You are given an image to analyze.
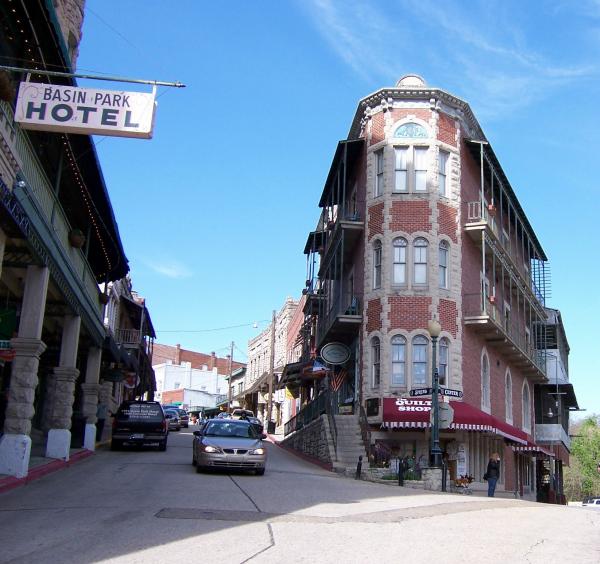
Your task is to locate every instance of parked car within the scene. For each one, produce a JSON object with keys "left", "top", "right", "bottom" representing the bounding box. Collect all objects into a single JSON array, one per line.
[
  {"left": 216, "top": 412, "right": 231, "bottom": 419},
  {"left": 192, "top": 419, "right": 267, "bottom": 475},
  {"left": 582, "top": 496, "right": 600, "bottom": 509},
  {"left": 163, "top": 406, "right": 190, "bottom": 428},
  {"left": 111, "top": 400, "right": 168, "bottom": 451},
  {"left": 164, "top": 408, "right": 181, "bottom": 431},
  {"left": 246, "top": 416, "right": 264, "bottom": 436},
  {"left": 231, "top": 408, "right": 254, "bottom": 420}
]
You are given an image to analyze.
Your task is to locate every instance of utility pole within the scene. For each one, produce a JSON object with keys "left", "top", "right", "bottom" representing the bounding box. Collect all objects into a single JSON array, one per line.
[
  {"left": 266, "top": 309, "right": 276, "bottom": 432},
  {"left": 227, "top": 341, "right": 234, "bottom": 413}
]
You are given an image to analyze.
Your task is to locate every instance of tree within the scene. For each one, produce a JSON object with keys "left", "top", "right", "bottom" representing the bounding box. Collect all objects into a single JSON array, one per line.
[{"left": 565, "top": 416, "right": 600, "bottom": 500}]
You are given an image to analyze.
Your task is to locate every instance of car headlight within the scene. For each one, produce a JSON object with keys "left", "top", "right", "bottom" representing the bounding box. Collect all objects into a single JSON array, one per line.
[
  {"left": 203, "top": 445, "right": 222, "bottom": 453},
  {"left": 249, "top": 448, "right": 265, "bottom": 455}
]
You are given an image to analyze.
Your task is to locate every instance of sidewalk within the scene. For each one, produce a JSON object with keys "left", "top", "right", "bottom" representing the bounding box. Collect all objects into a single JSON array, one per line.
[{"left": 0, "top": 447, "right": 94, "bottom": 494}]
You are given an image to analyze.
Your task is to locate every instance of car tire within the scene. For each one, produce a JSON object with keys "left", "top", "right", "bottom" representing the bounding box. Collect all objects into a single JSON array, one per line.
[
  {"left": 196, "top": 464, "right": 204, "bottom": 473},
  {"left": 158, "top": 440, "right": 167, "bottom": 452},
  {"left": 110, "top": 440, "right": 121, "bottom": 451},
  {"left": 256, "top": 468, "right": 265, "bottom": 476}
]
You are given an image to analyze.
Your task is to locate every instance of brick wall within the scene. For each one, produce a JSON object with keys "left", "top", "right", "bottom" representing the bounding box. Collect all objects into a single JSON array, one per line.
[
  {"left": 368, "top": 202, "right": 385, "bottom": 240},
  {"left": 390, "top": 108, "right": 432, "bottom": 125},
  {"left": 437, "top": 202, "right": 458, "bottom": 243},
  {"left": 388, "top": 296, "right": 432, "bottom": 331},
  {"left": 439, "top": 298, "right": 458, "bottom": 338},
  {"left": 366, "top": 298, "right": 383, "bottom": 332},
  {"left": 438, "top": 112, "right": 457, "bottom": 146},
  {"left": 370, "top": 112, "right": 386, "bottom": 146},
  {"left": 390, "top": 201, "right": 431, "bottom": 233}
]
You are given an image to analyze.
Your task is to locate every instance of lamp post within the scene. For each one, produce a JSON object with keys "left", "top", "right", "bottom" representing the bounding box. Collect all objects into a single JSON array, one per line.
[{"left": 427, "top": 319, "right": 443, "bottom": 468}]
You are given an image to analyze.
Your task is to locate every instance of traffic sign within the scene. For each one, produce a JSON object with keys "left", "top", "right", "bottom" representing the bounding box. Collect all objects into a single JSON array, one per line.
[
  {"left": 439, "top": 387, "right": 463, "bottom": 398},
  {"left": 409, "top": 387, "right": 433, "bottom": 397}
]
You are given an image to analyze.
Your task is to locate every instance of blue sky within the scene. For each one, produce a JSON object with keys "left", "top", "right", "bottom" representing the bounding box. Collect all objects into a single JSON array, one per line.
[{"left": 77, "top": 1, "right": 599, "bottom": 417}]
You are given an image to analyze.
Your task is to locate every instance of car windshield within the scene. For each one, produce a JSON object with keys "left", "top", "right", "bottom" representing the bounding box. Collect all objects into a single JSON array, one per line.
[
  {"left": 165, "top": 410, "right": 179, "bottom": 417},
  {"left": 204, "top": 421, "right": 258, "bottom": 438}
]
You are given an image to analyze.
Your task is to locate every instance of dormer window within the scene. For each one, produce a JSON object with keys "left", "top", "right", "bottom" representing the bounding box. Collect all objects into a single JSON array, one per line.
[{"left": 394, "top": 122, "right": 429, "bottom": 139}]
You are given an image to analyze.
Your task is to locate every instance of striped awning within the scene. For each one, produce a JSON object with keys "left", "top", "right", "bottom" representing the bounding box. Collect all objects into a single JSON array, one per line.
[
  {"left": 512, "top": 443, "right": 554, "bottom": 458},
  {"left": 382, "top": 398, "right": 528, "bottom": 444}
]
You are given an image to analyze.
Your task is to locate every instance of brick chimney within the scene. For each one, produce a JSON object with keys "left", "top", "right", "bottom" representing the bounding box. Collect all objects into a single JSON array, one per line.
[
  {"left": 210, "top": 351, "right": 216, "bottom": 370},
  {"left": 175, "top": 343, "right": 181, "bottom": 365}
]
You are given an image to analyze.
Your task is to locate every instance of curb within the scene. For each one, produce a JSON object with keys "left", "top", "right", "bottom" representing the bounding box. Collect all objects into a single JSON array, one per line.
[
  {"left": 0, "top": 449, "right": 94, "bottom": 494},
  {"left": 267, "top": 434, "right": 334, "bottom": 472}
]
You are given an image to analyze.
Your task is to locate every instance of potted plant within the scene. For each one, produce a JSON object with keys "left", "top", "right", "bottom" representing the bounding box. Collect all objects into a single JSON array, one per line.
[{"left": 68, "top": 228, "right": 86, "bottom": 248}]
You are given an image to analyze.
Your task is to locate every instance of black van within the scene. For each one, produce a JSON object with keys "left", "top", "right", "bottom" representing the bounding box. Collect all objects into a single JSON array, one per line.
[{"left": 111, "top": 400, "right": 168, "bottom": 451}]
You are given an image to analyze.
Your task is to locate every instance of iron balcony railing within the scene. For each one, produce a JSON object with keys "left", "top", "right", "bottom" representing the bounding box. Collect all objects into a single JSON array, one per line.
[
  {"left": 284, "top": 392, "right": 327, "bottom": 436},
  {"left": 115, "top": 328, "right": 142, "bottom": 346},
  {"left": 463, "top": 291, "right": 546, "bottom": 373},
  {"left": 317, "top": 290, "right": 360, "bottom": 344}
]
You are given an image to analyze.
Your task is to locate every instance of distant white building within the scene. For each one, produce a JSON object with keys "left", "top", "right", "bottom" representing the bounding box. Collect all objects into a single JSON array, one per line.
[{"left": 153, "top": 361, "right": 227, "bottom": 403}]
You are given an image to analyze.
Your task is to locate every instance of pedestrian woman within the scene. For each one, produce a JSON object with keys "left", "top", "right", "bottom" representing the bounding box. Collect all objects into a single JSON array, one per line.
[{"left": 485, "top": 452, "right": 501, "bottom": 497}]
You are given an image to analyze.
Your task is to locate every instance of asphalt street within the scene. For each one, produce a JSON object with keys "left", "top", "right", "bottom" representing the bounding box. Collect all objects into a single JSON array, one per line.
[{"left": 0, "top": 427, "right": 598, "bottom": 563}]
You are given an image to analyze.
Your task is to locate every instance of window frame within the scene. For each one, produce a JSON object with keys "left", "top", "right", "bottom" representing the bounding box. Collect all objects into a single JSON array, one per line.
[
  {"left": 413, "top": 146, "right": 428, "bottom": 192},
  {"left": 392, "top": 237, "right": 408, "bottom": 286},
  {"left": 505, "top": 369, "right": 513, "bottom": 423},
  {"left": 373, "top": 240, "right": 382, "bottom": 290},
  {"left": 439, "top": 150, "right": 449, "bottom": 196},
  {"left": 371, "top": 337, "right": 381, "bottom": 388},
  {"left": 481, "top": 351, "right": 491, "bottom": 412},
  {"left": 391, "top": 335, "right": 406, "bottom": 386},
  {"left": 412, "top": 335, "right": 429, "bottom": 386},
  {"left": 413, "top": 237, "right": 429, "bottom": 285},
  {"left": 439, "top": 337, "right": 449, "bottom": 386},
  {"left": 522, "top": 382, "right": 531, "bottom": 432},
  {"left": 439, "top": 240, "right": 449, "bottom": 289},
  {"left": 375, "top": 149, "right": 384, "bottom": 197},
  {"left": 394, "top": 147, "right": 408, "bottom": 193}
]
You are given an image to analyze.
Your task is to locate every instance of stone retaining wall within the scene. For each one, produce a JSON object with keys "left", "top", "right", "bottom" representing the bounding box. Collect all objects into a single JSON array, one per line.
[{"left": 281, "top": 415, "right": 335, "bottom": 464}]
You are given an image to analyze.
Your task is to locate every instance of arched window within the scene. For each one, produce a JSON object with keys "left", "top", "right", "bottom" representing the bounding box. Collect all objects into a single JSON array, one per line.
[
  {"left": 522, "top": 382, "right": 531, "bottom": 432},
  {"left": 505, "top": 370, "right": 513, "bottom": 423},
  {"left": 391, "top": 335, "right": 406, "bottom": 386},
  {"left": 439, "top": 151, "right": 449, "bottom": 196},
  {"left": 413, "top": 238, "right": 428, "bottom": 284},
  {"left": 373, "top": 240, "right": 382, "bottom": 289},
  {"left": 439, "top": 337, "right": 449, "bottom": 385},
  {"left": 371, "top": 337, "right": 381, "bottom": 388},
  {"left": 392, "top": 238, "right": 407, "bottom": 285},
  {"left": 481, "top": 351, "right": 490, "bottom": 411},
  {"left": 394, "top": 122, "right": 429, "bottom": 139},
  {"left": 412, "top": 335, "right": 428, "bottom": 385},
  {"left": 439, "top": 241, "right": 449, "bottom": 289}
]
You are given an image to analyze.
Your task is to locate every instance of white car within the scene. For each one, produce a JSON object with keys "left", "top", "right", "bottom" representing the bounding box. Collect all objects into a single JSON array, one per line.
[{"left": 582, "top": 497, "right": 600, "bottom": 509}]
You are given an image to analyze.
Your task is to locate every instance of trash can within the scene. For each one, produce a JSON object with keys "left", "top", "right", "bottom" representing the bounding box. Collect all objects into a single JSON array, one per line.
[{"left": 70, "top": 413, "right": 87, "bottom": 448}]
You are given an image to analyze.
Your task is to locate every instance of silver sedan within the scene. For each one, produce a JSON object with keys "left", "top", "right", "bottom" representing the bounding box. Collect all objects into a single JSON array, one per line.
[{"left": 192, "top": 419, "right": 267, "bottom": 475}]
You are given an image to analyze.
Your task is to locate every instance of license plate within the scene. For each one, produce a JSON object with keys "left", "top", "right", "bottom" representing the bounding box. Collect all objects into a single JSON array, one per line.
[{"left": 131, "top": 433, "right": 144, "bottom": 439}]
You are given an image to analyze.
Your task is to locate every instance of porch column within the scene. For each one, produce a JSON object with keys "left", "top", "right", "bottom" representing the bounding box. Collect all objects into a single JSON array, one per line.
[
  {"left": 81, "top": 346, "right": 102, "bottom": 451},
  {"left": 45, "top": 315, "right": 81, "bottom": 460},
  {"left": 0, "top": 266, "right": 49, "bottom": 477}
]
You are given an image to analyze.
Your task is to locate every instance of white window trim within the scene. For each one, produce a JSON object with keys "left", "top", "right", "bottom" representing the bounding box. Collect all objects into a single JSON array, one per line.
[
  {"left": 371, "top": 337, "right": 381, "bottom": 388},
  {"left": 374, "top": 149, "right": 384, "bottom": 198},
  {"left": 413, "top": 238, "right": 429, "bottom": 286},
  {"left": 373, "top": 241, "right": 382, "bottom": 290},
  {"left": 505, "top": 369, "right": 513, "bottom": 424},
  {"left": 481, "top": 350, "right": 491, "bottom": 413},
  {"left": 392, "top": 237, "right": 408, "bottom": 287},
  {"left": 439, "top": 241, "right": 449, "bottom": 289},
  {"left": 522, "top": 381, "right": 531, "bottom": 433},
  {"left": 392, "top": 144, "right": 430, "bottom": 193},
  {"left": 391, "top": 334, "right": 407, "bottom": 387}
]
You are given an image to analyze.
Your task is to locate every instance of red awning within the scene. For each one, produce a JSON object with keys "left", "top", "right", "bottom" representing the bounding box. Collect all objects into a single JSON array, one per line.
[
  {"left": 382, "top": 398, "right": 528, "bottom": 444},
  {"left": 512, "top": 442, "right": 554, "bottom": 458}
]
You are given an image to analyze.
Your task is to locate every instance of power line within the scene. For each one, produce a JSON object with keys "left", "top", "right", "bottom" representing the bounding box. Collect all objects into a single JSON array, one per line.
[{"left": 156, "top": 320, "right": 270, "bottom": 334}]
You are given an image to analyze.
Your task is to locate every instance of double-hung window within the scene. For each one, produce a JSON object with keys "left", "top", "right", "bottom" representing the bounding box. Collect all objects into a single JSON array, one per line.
[
  {"left": 439, "top": 241, "right": 449, "bottom": 289},
  {"left": 439, "top": 151, "right": 449, "bottom": 196},
  {"left": 392, "top": 238, "right": 407, "bottom": 285},
  {"left": 394, "top": 147, "right": 408, "bottom": 192},
  {"left": 373, "top": 241, "right": 382, "bottom": 289},
  {"left": 391, "top": 336, "right": 406, "bottom": 386},
  {"left": 414, "top": 147, "right": 428, "bottom": 191},
  {"left": 413, "top": 238, "right": 428, "bottom": 285},
  {"left": 412, "top": 335, "right": 428, "bottom": 385},
  {"left": 371, "top": 337, "right": 381, "bottom": 387},
  {"left": 375, "top": 150, "right": 384, "bottom": 197},
  {"left": 439, "top": 337, "right": 449, "bottom": 385}
]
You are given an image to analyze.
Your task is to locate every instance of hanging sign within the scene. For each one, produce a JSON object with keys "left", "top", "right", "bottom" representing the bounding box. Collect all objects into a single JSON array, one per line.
[
  {"left": 15, "top": 82, "right": 156, "bottom": 139},
  {"left": 320, "top": 342, "right": 351, "bottom": 365}
]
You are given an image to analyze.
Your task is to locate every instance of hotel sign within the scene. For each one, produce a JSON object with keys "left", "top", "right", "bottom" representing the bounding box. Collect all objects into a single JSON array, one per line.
[{"left": 15, "top": 82, "right": 156, "bottom": 139}]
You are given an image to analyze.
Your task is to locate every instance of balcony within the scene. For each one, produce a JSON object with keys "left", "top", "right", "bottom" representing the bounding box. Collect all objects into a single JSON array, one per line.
[
  {"left": 114, "top": 328, "right": 142, "bottom": 348},
  {"left": 465, "top": 201, "right": 546, "bottom": 307},
  {"left": 463, "top": 292, "right": 547, "bottom": 380},
  {"left": 535, "top": 423, "right": 571, "bottom": 450},
  {"left": 0, "top": 101, "right": 104, "bottom": 340},
  {"left": 317, "top": 290, "right": 361, "bottom": 347},
  {"left": 320, "top": 212, "right": 364, "bottom": 268}
]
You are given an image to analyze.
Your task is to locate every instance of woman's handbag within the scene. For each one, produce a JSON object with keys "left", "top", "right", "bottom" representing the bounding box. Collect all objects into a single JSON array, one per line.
[{"left": 483, "top": 473, "right": 488, "bottom": 481}]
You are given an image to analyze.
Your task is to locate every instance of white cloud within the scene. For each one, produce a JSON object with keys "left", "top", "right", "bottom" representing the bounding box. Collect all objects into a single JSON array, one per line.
[
  {"left": 144, "top": 259, "right": 192, "bottom": 279},
  {"left": 303, "top": 0, "right": 598, "bottom": 119}
]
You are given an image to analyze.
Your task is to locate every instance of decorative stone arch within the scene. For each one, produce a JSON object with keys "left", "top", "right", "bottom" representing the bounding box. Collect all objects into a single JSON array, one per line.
[{"left": 391, "top": 117, "right": 432, "bottom": 140}]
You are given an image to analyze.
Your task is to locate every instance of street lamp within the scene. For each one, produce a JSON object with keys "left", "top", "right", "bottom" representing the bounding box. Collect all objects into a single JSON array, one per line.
[{"left": 427, "top": 319, "right": 443, "bottom": 468}]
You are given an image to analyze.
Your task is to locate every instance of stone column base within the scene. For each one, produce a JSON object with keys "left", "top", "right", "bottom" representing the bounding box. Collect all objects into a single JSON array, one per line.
[
  {"left": 0, "top": 434, "right": 32, "bottom": 478},
  {"left": 422, "top": 467, "right": 443, "bottom": 491},
  {"left": 83, "top": 424, "right": 97, "bottom": 451},
  {"left": 45, "top": 429, "right": 71, "bottom": 461}
]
